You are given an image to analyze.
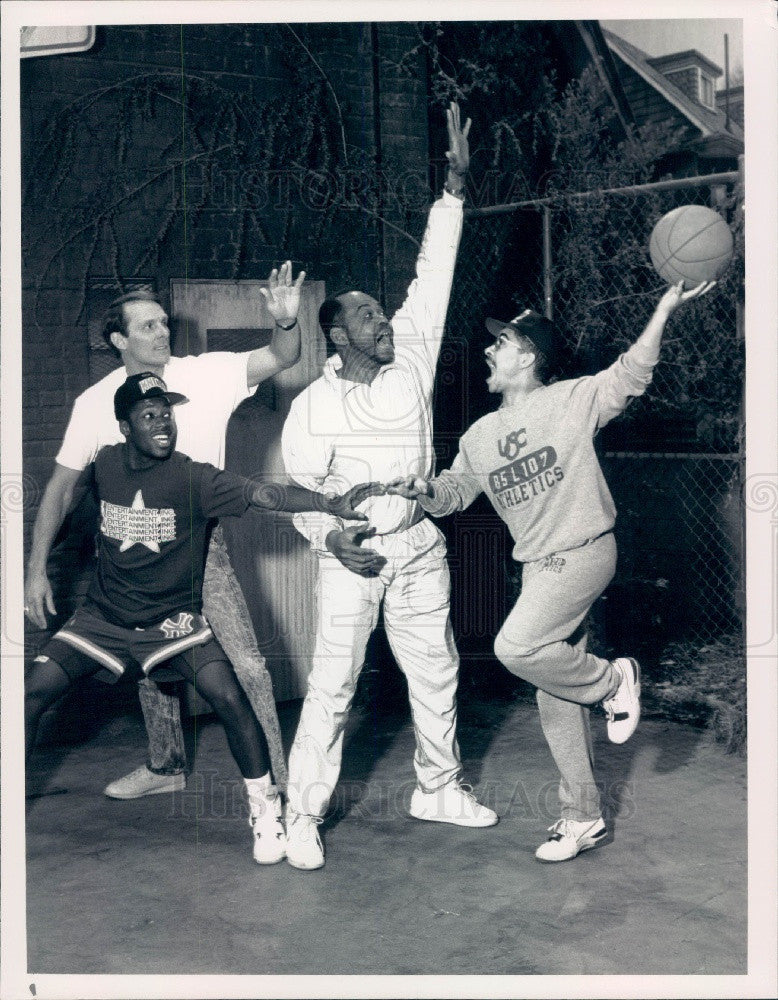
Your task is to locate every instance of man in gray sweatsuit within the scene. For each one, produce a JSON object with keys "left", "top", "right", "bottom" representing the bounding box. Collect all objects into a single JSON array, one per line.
[{"left": 389, "top": 279, "right": 713, "bottom": 862}]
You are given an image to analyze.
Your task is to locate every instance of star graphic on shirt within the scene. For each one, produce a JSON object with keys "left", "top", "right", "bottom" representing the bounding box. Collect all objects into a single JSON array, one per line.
[{"left": 119, "top": 490, "right": 161, "bottom": 553}]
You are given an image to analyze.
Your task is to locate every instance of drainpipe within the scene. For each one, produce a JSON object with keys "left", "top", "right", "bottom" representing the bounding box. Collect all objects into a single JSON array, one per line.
[{"left": 370, "top": 23, "right": 385, "bottom": 305}]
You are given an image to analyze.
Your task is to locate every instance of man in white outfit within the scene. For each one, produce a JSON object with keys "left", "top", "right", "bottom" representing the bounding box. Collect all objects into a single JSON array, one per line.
[{"left": 280, "top": 103, "right": 498, "bottom": 871}]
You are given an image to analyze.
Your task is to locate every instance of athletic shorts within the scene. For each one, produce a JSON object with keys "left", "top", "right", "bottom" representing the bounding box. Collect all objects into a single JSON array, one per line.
[{"left": 38, "top": 602, "right": 229, "bottom": 685}]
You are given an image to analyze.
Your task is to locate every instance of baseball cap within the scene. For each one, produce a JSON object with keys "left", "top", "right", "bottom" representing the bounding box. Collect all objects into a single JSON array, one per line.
[
  {"left": 114, "top": 372, "right": 188, "bottom": 421},
  {"left": 485, "top": 309, "right": 556, "bottom": 361}
]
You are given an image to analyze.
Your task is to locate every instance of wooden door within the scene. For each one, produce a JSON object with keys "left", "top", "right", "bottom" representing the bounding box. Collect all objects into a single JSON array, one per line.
[{"left": 169, "top": 279, "right": 326, "bottom": 701}]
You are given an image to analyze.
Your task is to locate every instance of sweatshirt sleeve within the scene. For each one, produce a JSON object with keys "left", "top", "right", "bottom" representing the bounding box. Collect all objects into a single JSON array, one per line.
[
  {"left": 571, "top": 345, "right": 656, "bottom": 432},
  {"left": 419, "top": 443, "right": 483, "bottom": 518},
  {"left": 280, "top": 393, "right": 343, "bottom": 553},
  {"left": 390, "top": 191, "right": 464, "bottom": 381}
]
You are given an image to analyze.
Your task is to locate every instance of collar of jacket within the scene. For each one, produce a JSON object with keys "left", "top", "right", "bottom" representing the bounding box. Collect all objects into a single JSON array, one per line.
[{"left": 322, "top": 352, "right": 397, "bottom": 392}]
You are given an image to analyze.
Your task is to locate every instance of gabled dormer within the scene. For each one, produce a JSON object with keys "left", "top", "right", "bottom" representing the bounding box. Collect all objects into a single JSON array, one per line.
[
  {"left": 646, "top": 50, "right": 722, "bottom": 110},
  {"left": 601, "top": 28, "right": 743, "bottom": 175}
]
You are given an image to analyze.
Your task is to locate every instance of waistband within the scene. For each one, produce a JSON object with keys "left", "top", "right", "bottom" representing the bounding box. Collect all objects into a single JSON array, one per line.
[
  {"left": 374, "top": 504, "right": 425, "bottom": 537},
  {"left": 560, "top": 529, "right": 613, "bottom": 555},
  {"left": 532, "top": 529, "right": 614, "bottom": 562}
]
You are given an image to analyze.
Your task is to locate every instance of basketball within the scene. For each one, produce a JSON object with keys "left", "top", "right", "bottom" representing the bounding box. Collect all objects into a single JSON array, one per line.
[{"left": 649, "top": 205, "right": 734, "bottom": 287}]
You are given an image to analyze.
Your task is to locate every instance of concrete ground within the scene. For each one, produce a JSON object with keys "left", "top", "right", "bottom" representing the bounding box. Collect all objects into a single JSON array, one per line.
[{"left": 25, "top": 695, "right": 746, "bottom": 976}]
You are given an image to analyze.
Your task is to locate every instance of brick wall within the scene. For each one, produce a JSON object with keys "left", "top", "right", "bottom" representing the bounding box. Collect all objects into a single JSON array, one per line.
[{"left": 21, "top": 22, "right": 431, "bottom": 652}]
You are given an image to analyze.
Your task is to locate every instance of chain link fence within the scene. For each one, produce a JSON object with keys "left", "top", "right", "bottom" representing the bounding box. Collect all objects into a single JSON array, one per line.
[{"left": 444, "top": 169, "right": 745, "bottom": 657}]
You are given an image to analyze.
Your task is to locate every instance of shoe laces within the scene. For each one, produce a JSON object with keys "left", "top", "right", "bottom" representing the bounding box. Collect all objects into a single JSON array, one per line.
[
  {"left": 547, "top": 818, "right": 571, "bottom": 837},
  {"left": 288, "top": 812, "right": 323, "bottom": 833},
  {"left": 453, "top": 782, "right": 481, "bottom": 806},
  {"left": 547, "top": 817, "right": 600, "bottom": 838},
  {"left": 287, "top": 813, "right": 323, "bottom": 848}
]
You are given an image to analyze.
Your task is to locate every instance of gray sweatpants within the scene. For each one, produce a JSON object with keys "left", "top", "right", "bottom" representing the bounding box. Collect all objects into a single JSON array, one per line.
[
  {"left": 140, "top": 524, "right": 288, "bottom": 791},
  {"left": 493, "top": 532, "right": 619, "bottom": 821}
]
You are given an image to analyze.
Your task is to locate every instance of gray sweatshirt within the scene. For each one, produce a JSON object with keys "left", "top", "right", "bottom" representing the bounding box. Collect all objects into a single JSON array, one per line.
[{"left": 420, "top": 348, "right": 655, "bottom": 563}]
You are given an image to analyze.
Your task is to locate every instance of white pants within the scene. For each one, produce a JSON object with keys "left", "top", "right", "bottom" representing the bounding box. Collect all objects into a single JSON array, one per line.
[{"left": 287, "top": 518, "right": 462, "bottom": 817}]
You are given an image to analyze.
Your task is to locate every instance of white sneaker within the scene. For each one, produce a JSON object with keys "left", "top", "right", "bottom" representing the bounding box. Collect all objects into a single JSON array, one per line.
[
  {"left": 103, "top": 766, "right": 185, "bottom": 799},
  {"left": 249, "top": 789, "right": 286, "bottom": 865},
  {"left": 285, "top": 811, "right": 325, "bottom": 871},
  {"left": 409, "top": 782, "right": 498, "bottom": 828},
  {"left": 603, "top": 657, "right": 641, "bottom": 744},
  {"left": 535, "top": 816, "right": 607, "bottom": 862}
]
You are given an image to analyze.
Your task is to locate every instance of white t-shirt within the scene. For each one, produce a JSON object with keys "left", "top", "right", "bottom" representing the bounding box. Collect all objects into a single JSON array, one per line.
[{"left": 56, "top": 352, "right": 253, "bottom": 472}]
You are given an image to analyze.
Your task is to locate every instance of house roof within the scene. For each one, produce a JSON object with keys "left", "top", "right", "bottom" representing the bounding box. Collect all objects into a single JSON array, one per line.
[
  {"left": 601, "top": 28, "right": 743, "bottom": 144},
  {"left": 647, "top": 49, "right": 723, "bottom": 79},
  {"left": 573, "top": 20, "right": 635, "bottom": 135}
]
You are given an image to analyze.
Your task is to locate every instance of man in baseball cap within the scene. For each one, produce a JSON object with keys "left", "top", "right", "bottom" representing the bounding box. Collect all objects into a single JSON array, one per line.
[
  {"left": 388, "top": 280, "right": 714, "bottom": 863},
  {"left": 484, "top": 309, "right": 557, "bottom": 376},
  {"left": 25, "top": 268, "right": 304, "bottom": 806},
  {"left": 113, "top": 372, "right": 189, "bottom": 423},
  {"left": 25, "top": 368, "right": 382, "bottom": 865}
]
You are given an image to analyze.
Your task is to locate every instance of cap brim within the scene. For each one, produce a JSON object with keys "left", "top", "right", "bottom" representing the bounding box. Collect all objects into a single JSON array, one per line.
[
  {"left": 485, "top": 317, "right": 510, "bottom": 338},
  {"left": 163, "top": 392, "right": 188, "bottom": 407}
]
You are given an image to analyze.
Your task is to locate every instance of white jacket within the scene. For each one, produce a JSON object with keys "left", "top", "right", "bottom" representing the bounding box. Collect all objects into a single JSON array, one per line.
[{"left": 281, "top": 191, "right": 464, "bottom": 551}]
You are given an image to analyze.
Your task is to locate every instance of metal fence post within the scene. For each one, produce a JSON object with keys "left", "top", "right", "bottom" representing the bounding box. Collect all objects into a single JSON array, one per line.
[
  {"left": 735, "top": 153, "right": 746, "bottom": 625},
  {"left": 542, "top": 204, "right": 553, "bottom": 320},
  {"left": 455, "top": 170, "right": 743, "bottom": 652}
]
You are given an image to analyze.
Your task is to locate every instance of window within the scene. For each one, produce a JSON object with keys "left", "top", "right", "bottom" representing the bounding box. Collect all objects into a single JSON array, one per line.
[{"left": 700, "top": 72, "right": 715, "bottom": 109}]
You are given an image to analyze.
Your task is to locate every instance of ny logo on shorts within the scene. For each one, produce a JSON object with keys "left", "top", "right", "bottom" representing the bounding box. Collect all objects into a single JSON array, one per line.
[{"left": 159, "top": 612, "right": 195, "bottom": 639}]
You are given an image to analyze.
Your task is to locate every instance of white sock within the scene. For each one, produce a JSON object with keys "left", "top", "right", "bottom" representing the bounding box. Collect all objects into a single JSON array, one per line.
[{"left": 244, "top": 773, "right": 274, "bottom": 801}]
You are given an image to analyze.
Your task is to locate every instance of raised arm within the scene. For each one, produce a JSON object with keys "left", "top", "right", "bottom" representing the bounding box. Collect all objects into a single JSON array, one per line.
[
  {"left": 629, "top": 280, "right": 715, "bottom": 367},
  {"left": 391, "top": 102, "right": 471, "bottom": 372},
  {"left": 24, "top": 463, "right": 82, "bottom": 627},
  {"left": 579, "top": 280, "right": 716, "bottom": 431},
  {"left": 444, "top": 100, "right": 471, "bottom": 198},
  {"left": 246, "top": 261, "right": 306, "bottom": 387}
]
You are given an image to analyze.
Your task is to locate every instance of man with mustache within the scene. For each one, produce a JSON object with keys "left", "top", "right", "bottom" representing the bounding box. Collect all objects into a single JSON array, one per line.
[
  {"left": 280, "top": 102, "right": 498, "bottom": 871},
  {"left": 388, "top": 279, "right": 714, "bottom": 862}
]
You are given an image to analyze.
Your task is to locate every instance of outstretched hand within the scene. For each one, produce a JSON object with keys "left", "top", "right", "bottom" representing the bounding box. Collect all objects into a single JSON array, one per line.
[
  {"left": 386, "top": 475, "right": 432, "bottom": 500},
  {"left": 445, "top": 101, "right": 471, "bottom": 181},
  {"left": 260, "top": 260, "right": 306, "bottom": 326},
  {"left": 657, "top": 280, "right": 716, "bottom": 317},
  {"left": 325, "top": 525, "right": 387, "bottom": 577},
  {"left": 325, "top": 482, "right": 386, "bottom": 521}
]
